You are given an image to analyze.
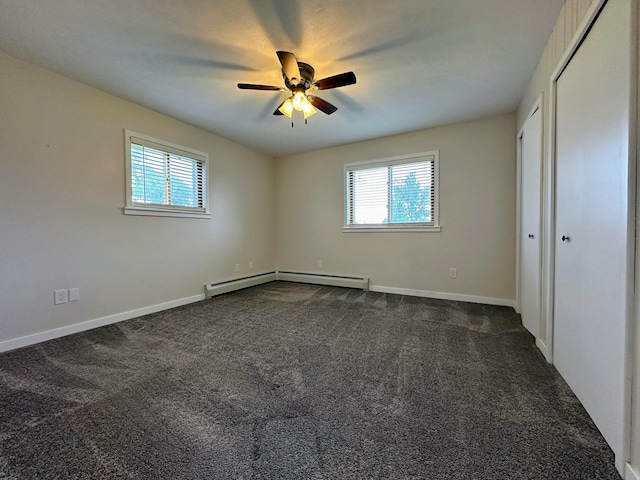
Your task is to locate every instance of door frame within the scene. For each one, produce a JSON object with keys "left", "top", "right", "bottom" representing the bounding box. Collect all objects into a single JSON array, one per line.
[
  {"left": 545, "top": 0, "right": 608, "bottom": 365},
  {"left": 516, "top": 94, "right": 545, "bottom": 356},
  {"left": 546, "top": 0, "right": 637, "bottom": 473},
  {"left": 628, "top": 2, "right": 639, "bottom": 478}
]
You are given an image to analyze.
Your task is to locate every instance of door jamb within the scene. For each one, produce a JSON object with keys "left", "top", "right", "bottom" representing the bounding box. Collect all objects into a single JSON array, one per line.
[{"left": 516, "top": 95, "right": 544, "bottom": 354}]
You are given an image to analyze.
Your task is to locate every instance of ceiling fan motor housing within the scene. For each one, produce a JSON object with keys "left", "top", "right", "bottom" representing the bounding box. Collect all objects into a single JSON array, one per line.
[{"left": 283, "top": 62, "right": 315, "bottom": 91}]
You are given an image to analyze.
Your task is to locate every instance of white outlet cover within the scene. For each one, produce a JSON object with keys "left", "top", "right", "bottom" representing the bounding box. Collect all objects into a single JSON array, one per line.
[{"left": 54, "top": 289, "right": 68, "bottom": 304}]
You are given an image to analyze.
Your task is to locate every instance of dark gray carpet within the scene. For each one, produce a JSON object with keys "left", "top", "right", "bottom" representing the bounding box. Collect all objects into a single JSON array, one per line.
[{"left": 0, "top": 281, "right": 620, "bottom": 479}]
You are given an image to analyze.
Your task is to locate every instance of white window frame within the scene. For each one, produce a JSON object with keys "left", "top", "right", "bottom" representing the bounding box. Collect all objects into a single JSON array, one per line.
[
  {"left": 343, "top": 151, "right": 440, "bottom": 233},
  {"left": 124, "top": 130, "right": 210, "bottom": 219}
]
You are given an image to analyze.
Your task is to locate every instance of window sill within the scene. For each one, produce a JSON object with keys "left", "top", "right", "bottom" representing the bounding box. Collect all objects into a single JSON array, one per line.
[
  {"left": 342, "top": 225, "right": 441, "bottom": 233},
  {"left": 123, "top": 207, "right": 211, "bottom": 219}
]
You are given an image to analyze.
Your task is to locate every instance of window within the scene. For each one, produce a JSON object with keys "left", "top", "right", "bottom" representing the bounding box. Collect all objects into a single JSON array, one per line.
[
  {"left": 124, "top": 130, "right": 210, "bottom": 218},
  {"left": 344, "top": 151, "right": 440, "bottom": 232}
]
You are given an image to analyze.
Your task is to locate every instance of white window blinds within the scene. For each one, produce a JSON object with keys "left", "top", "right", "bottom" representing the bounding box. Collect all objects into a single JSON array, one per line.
[
  {"left": 345, "top": 152, "right": 439, "bottom": 229},
  {"left": 125, "top": 131, "right": 209, "bottom": 218}
]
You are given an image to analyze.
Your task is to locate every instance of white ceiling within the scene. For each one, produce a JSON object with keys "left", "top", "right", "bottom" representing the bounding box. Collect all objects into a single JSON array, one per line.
[{"left": 0, "top": 0, "right": 565, "bottom": 157}]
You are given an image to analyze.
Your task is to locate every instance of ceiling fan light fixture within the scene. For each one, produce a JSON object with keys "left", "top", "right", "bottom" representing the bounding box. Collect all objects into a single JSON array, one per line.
[
  {"left": 292, "top": 91, "right": 307, "bottom": 111},
  {"left": 278, "top": 98, "right": 294, "bottom": 117},
  {"left": 293, "top": 90, "right": 317, "bottom": 118},
  {"left": 281, "top": 91, "right": 316, "bottom": 119},
  {"left": 303, "top": 103, "right": 317, "bottom": 119}
]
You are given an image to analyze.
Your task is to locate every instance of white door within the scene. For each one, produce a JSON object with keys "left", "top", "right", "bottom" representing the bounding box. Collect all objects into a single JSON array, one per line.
[
  {"left": 553, "top": 0, "right": 631, "bottom": 468},
  {"left": 519, "top": 107, "right": 542, "bottom": 339}
]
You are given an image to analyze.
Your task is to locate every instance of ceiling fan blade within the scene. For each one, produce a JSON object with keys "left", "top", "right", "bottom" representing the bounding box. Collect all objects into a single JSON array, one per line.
[
  {"left": 308, "top": 96, "right": 338, "bottom": 115},
  {"left": 276, "top": 51, "right": 301, "bottom": 83},
  {"left": 237, "top": 83, "right": 282, "bottom": 91},
  {"left": 314, "top": 71, "right": 356, "bottom": 90}
]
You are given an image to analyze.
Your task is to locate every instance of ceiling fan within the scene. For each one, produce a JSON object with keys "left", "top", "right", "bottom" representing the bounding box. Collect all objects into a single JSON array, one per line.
[{"left": 237, "top": 51, "right": 356, "bottom": 121}]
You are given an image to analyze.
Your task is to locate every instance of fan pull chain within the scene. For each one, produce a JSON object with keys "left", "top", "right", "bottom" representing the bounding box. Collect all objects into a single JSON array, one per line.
[{"left": 288, "top": 117, "right": 310, "bottom": 128}]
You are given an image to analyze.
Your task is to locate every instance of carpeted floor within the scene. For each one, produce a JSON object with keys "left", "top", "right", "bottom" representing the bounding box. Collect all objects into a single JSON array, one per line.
[{"left": 0, "top": 281, "right": 620, "bottom": 479}]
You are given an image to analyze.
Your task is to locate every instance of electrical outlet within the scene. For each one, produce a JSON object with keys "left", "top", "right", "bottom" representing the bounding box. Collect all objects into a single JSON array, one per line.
[
  {"left": 449, "top": 268, "right": 457, "bottom": 279},
  {"left": 317, "top": 260, "right": 323, "bottom": 269},
  {"left": 69, "top": 288, "right": 80, "bottom": 302},
  {"left": 54, "top": 289, "right": 68, "bottom": 305},
  {"left": 234, "top": 264, "right": 240, "bottom": 273},
  {"left": 249, "top": 261, "right": 254, "bottom": 270}
]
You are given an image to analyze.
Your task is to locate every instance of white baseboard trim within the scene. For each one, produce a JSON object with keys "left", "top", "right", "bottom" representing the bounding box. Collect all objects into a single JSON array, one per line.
[
  {"left": 368, "top": 284, "right": 516, "bottom": 308},
  {"left": 626, "top": 462, "right": 640, "bottom": 480},
  {"left": 0, "top": 294, "right": 205, "bottom": 353}
]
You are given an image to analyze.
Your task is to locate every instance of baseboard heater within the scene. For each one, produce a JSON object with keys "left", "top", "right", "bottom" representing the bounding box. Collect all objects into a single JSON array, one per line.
[
  {"left": 276, "top": 271, "right": 369, "bottom": 291},
  {"left": 205, "top": 272, "right": 277, "bottom": 299}
]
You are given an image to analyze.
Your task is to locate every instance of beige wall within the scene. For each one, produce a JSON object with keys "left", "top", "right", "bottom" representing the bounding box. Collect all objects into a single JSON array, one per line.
[
  {"left": 274, "top": 113, "right": 516, "bottom": 304},
  {"left": 0, "top": 50, "right": 275, "bottom": 346}
]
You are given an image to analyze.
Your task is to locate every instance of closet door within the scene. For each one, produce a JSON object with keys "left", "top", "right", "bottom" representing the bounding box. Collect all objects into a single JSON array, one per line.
[
  {"left": 519, "top": 107, "right": 542, "bottom": 339},
  {"left": 553, "top": 0, "right": 631, "bottom": 466}
]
